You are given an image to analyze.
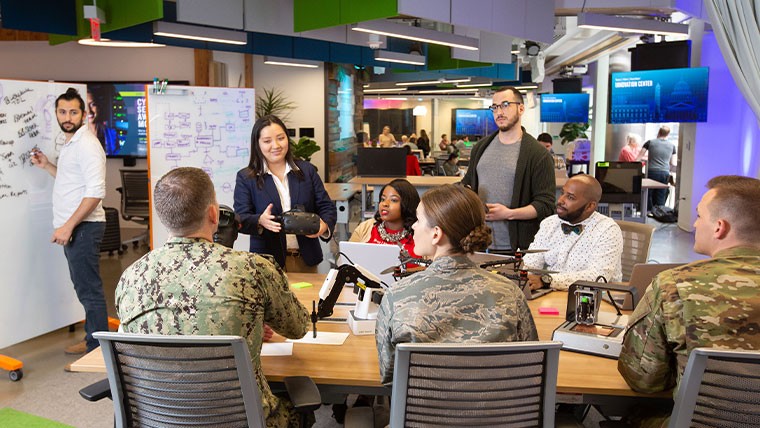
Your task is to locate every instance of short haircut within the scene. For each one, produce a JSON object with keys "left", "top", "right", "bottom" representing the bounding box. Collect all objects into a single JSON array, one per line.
[
  {"left": 626, "top": 133, "right": 641, "bottom": 144},
  {"left": 55, "top": 87, "right": 85, "bottom": 112},
  {"left": 493, "top": 86, "right": 524, "bottom": 104},
  {"left": 657, "top": 126, "right": 671, "bottom": 138},
  {"left": 706, "top": 175, "right": 760, "bottom": 240},
  {"left": 420, "top": 185, "right": 491, "bottom": 254},
  {"left": 447, "top": 152, "right": 458, "bottom": 162},
  {"left": 536, "top": 133, "right": 553, "bottom": 144},
  {"left": 569, "top": 174, "right": 602, "bottom": 203},
  {"left": 374, "top": 178, "right": 420, "bottom": 232},
  {"left": 154, "top": 167, "right": 217, "bottom": 236}
]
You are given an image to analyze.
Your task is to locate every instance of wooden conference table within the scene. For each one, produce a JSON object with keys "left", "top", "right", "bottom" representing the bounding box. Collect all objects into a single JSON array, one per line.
[{"left": 70, "top": 273, "right": 669, "bottom": 404}]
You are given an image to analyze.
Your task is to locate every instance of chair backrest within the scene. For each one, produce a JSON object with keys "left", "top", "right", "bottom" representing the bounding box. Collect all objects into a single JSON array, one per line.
[
  {"left": 94, "top": 332, "right": 266, "bottom": 428},
  {"left": 390, "top": 341, "right": 562, "bottom": 428},
  {"left": 119, "top": 169, "right": 150, "bottom": 221},
  {"left": 669, "top": 348, "right": 760, "bottom": 428},
  {"left": 615, "top": 220, "right": 655, "bottom": 282}
]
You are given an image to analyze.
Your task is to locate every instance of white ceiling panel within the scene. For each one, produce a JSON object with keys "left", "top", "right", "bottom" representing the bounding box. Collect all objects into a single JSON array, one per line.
[
  {"left": 178, "top": 0, "right": 245, "bottom": 29},
  {"left": 398, "top": 0, "right": 452, "bottom": 23}
]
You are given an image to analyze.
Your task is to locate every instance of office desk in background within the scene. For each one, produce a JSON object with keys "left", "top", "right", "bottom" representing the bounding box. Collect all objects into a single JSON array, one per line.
[
  {"left": 556, "top": 176, "right": 669, "bottom": 222},
  {"left": 323, "top": 183, "right": 362, "bottom": 236},
  {"left": 70, "top": 273, "right": 670, "bottom": 404},
  {"left": 349, "top": 176, "right": 461, "bottom": 219}
]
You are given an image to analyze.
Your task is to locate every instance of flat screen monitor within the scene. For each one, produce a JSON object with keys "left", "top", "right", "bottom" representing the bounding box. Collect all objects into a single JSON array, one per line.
[
  {"left": 540, "top": 93, "right": 590, "bottom": 123},
  {"left": 595, "top": 161, "right": 643, "bottom": 204},
  {"left": 609, "top": 67, "right": 709, "bottom": 124},
  {"left": 452, "top": 109, "right": 497, "bottom": 138},
  {"left": 357, "top": 147, "right": 406, "bottom": 177},
  {"left": 630, "top": 40, "right": 691, "bottom": 71},
  {"left": 552, "top": 78, "right": 582, "bottom": 93},
  {"left": 85, "top": 81, "right": 188, "bottom": 158}
]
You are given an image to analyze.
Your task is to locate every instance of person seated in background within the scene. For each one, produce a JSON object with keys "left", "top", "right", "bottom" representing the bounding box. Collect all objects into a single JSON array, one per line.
[
  {"left": 438, "top": 133, "right": 450, "bottom": 152},
  {"left": 115, "top": 167, "right": 310, "bottom": 428},
  {"left": 378, "top": 125, "right": 395, "bottom": 148},
  {"left": 409, "top": 133, "right": 417, "bottom": 144},
  {"left": 350, "top": 178, "right": 421, "bottom": 266},
  {"left": 617, "top": 175, "right": 760, "bottom": 427},
  {"left": 416, "top": 129, "right": 431, "bottom": 158},
  {"left": 536, "top": 132, "right": 566, "bottom": 171},
  {"left": 523, "top": 175, "right": 623, "bottom": 290},
  {"left": 618, "top": 133, "right": 643, "bottom": 162},
  {"left": 442, "top": 152, "right": 462, "bottom": 176},
  {"left": 454, "top": 135, "right": 469, "bottom": 153},
  {"left": 404, "top": 145, "right": 422, "bottom": 176},
  {"left": 375, "top": 184, "right": 538, "bottom": 385}
]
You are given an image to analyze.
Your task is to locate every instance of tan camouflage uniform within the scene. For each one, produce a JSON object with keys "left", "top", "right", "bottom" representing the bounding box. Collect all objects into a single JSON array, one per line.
[
  {"left": 116, "top": 237, "right": 310, "bottom": 428},
  {"left": 375, "top": 254, "right": 538, "bottom": 385},
  {"left": 618, "top": 246, "right": 760, "bottom": 427}
]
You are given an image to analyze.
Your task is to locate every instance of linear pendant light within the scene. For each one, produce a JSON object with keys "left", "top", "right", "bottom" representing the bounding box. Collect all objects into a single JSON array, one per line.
[
  {"left": 352, "top": 20, "right": 478, "bottom": 51},
  {"left": 153, "top": 21, "right": 247, "bottom": 45},
  {"left": 263, "top": 56, "right": 319, "bottom": 68},
  {"left": 396, "top": 78, "right": 471, "bottom": 86},
  {"left": 373, "top": 50, "right": 426, "bottom": 66},
  {"left": 577, "top": 13, "right": 688, "bottom": 37}
]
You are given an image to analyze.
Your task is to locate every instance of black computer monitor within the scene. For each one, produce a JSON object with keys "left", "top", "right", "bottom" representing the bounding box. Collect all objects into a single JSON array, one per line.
[
  {"left": 357, "top": 148, "right": 407, "bottom": 177},
  {"left": 595, "top": 161, "right": 643, "bottom": 204}
]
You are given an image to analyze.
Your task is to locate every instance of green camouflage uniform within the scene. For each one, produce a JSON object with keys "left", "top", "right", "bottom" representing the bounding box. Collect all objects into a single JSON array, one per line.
[
  {"left": 116, "top": 237, "right": 310, "bottom": 428},
  {"left": 375, "top": 254, "right": 538, "bottom": 385},
  {"left": 618, "top": 246, "right": 760, "bottom": 427}
]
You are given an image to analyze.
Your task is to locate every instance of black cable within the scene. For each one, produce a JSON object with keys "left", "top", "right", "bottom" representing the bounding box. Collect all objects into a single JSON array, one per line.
[{"left": 595, "top": 275, "right": 622, "bottom": 316}]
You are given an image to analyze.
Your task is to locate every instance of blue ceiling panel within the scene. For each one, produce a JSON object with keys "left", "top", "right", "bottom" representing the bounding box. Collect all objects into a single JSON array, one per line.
[
  {"left": 293, "top": 38, "right": 331, "bottom": 61},
  {"left": 329, "top": 43, "right": 363, "bottom": 65},
  {"left": 0, "top": 0, "right": 78, "bottom": 35},
  {"left": 251, "top": 32, "right": 295, "bottom": 57}
]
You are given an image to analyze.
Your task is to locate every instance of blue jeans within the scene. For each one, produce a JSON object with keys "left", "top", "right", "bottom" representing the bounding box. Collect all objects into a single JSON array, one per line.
[
  {"left": 648, "top": 170, "right": 670, "bottom": 208},
  {"left": 63, "top": 221, "right": 108, "bottom": 352}
]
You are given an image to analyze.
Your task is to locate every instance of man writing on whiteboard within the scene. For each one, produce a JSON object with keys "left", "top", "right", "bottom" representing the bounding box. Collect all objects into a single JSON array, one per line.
[{"left": 31, "top": 87, "right": 108, "bottom": 356}]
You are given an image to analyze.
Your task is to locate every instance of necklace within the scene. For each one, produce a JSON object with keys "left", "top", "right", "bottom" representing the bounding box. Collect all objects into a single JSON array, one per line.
[{"left": 377, "top": 221, "right": 408, "bottom": 243}]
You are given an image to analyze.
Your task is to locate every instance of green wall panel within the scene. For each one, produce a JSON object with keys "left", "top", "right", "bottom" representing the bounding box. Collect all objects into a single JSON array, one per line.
[
  {"left": 426, "top": 44, "right": 491, "bottom": 71},
  {"left": 340, "top": 0, "right": 397, "bottom": 24},
  {"left": 294, "top": 0, "right": 396, "bottom": 32}
]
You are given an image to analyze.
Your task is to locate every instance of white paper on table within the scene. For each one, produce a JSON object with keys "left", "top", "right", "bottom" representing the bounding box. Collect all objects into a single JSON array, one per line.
[
  {"left": 261, "top": 342, "right": 294, "bottom": 356},
  {"left": 286, "top": 331, "right": 349, "bottom": 345}
]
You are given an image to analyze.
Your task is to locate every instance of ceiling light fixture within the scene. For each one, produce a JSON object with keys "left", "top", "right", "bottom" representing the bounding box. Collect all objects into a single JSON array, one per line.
[
  {"left": 352, "top": 20, "right": 479, "bottom": 51},
  {"left": 396, "top": 78, "right": 471, "bottom": 86},
  {"left": 513, "top": 84, "right": 539, "bottom": 90},
  {"left": 263, "top": 56, "right": 319, "bottom": 68},
  {"left": 364, "top": 88, "right": 403, "bottom": 93},
  {"left": 418, "top": 88, "right": 479, "bottom": 94},
  {"left": 373, "top": 50, "right": 426, "bottom": 66},
  {"left": 78, "top": 38, "right": 165, "bottom": 48},
  {"left": 153, "top": 21, "right": 247, "bottom": 45},
  {"left": 456, "top": 81, "right": 492, "bottom": 88},
  {"left": 577, "top": 13, "right": 689, "bottom": 37}
]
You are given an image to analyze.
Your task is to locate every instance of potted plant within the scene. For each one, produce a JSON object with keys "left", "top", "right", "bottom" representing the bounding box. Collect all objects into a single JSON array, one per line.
[
  {"left": 255, "top": 87, "right": 296, "bottom": 120},
  {"left": 290, "top": 136, "right": 321, "bottom": 162},
  {"left": 559, "top": 122, "right": 589, "bottom": 145},
  {"left": 559, "top": 122, "right": 591, "bottom": 162}
]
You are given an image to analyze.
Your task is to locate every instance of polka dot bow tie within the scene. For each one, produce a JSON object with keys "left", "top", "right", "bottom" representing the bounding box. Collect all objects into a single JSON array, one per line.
[{"left": 561, "top": 223, "right": 584, "bottom": 235}]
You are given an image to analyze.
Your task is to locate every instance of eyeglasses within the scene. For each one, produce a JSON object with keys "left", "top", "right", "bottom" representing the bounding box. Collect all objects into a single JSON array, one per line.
[{"left": 488, "top": 101, "right": 522, "bottom": 112}]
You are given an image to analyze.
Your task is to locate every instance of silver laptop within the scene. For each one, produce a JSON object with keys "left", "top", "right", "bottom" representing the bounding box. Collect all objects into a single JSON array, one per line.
[
  {"left": 338, "top": 241, "right": 406, "bottom": 286},
  {"left": 609, "top": 263, "right": 684, "bottom": 310}
]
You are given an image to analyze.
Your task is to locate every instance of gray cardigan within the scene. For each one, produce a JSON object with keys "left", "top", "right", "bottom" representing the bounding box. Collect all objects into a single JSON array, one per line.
[{"left": 461, "top": 129, "right": 556, "bottom": 250}]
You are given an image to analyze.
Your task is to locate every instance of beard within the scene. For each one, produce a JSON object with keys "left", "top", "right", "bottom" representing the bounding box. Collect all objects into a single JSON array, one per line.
[
  {"left": 58, "top": 118, "right": 84, "bottom": 134},
  {"left": 557, "top": 203, "right": 590, "bottom": 224},
  {"left": 497, "top": 114, "right": 519, "bottom": 132}
]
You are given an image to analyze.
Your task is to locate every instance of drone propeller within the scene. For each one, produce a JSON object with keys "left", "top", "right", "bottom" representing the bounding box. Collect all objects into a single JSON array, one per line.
[
  {"left": 504, "top": 249, "right": 548, "bottom": 255},
  {"left": 519, "top": 268, "right": 559, "bottom": 275}
]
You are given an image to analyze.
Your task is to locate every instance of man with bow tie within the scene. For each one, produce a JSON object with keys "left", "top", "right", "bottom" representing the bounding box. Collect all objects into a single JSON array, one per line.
[{"left": 522, "top": 175, "right": 623, "bottom": 290}]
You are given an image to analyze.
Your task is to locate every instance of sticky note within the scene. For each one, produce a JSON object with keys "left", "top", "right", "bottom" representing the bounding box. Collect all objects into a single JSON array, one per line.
[
  {"left": 538, "top": 307, "right": 560, "bottom": 315},
  {"left": 291, "top": 282, "right": 313, "bottom": 289}
]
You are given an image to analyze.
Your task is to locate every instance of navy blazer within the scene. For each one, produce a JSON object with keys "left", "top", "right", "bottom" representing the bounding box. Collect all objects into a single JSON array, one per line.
[{"left": 234, "top": 160, "right": 337, "bottom": 268}]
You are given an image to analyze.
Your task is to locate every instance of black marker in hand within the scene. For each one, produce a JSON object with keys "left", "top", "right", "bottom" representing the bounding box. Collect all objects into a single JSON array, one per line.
[{"left": 311, "top": 300, "right": 318, "bottom": 339}]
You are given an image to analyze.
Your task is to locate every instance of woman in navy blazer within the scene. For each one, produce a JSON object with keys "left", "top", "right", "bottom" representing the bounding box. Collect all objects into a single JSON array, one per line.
[{"left": 234, "top": 115, "right": 336, "bottom": 271}]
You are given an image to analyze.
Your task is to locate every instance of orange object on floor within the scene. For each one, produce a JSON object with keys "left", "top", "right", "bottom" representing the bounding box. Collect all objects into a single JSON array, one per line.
[{"left": 0, "top": 355, "right": 22, "bottom": 371}]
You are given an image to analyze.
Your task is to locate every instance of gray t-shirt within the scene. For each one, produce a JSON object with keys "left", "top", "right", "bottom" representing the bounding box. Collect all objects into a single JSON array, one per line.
[
  {"left": 643, "top": 138, "right": 676, "bottom": 171},
  {"left": 477, "top": 138, "right": 521, "bottom": 250}
]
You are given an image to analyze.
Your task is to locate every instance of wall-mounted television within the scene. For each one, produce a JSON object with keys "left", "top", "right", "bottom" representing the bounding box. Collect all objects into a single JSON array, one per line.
[
  {"left": 609, "top": 67, "right": 709, "bottom": 124},
  {"left": 540, "top": 93, "right": 590, "bottom": 123},
  {"left": 85, "top": 81, "right": 188, "bottom": 158},
  {"left": 452, "top": 109, "right": 498, "bottom": 138}
]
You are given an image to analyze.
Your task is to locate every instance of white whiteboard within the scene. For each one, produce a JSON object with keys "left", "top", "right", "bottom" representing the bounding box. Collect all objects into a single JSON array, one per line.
[
  {"left": 147, "top": 86, "right": 254, "bottom": 251},
  {"left": 0, "top": 79, "right": 87, "bottom": 349}
]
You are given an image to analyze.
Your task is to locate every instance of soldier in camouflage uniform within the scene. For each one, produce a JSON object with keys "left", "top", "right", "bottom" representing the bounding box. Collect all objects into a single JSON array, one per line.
[
  {"left": 376, "top": 185, "right": 538, "bottom": 385},
  {"left": 618, "top": 175, "right": 760, "bottom": 426},
  {"left": 116, "top": 167, "right": 310, "bottom": 428}
]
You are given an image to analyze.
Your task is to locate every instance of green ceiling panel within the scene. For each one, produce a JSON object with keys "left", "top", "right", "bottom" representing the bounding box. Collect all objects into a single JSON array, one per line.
[
  {"left": 49, "top": 0, "right": 162, "bottom": 45},
  {"left": 294, "top": 0, "right": 396, "bottom": 32},
  {"left": 426, "top": 44, "right": 492, "bottom": 71}
]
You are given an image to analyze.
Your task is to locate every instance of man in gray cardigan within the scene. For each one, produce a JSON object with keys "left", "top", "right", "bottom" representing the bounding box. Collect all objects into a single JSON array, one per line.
[{"left": 462, "top": 87, "right": 555, "bottom": 251}]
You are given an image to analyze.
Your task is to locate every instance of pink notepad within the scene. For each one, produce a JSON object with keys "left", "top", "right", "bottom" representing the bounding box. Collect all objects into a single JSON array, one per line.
[{"left": 538, "top": 307, "right": 560, "bottom": 315}]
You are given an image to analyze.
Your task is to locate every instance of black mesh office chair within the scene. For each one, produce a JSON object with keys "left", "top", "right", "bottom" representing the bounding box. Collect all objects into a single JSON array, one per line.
[
  {"left": 80, "top": 332, "right": 321, "bottom": 428},
  {"left": 116, "top": 169, "right": 150, "bottom": 248}
]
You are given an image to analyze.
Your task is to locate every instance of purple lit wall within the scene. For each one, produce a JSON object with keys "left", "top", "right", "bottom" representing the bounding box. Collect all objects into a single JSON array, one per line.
[{"left": 690, "top": 31, "right": 760, "bottom": 214}]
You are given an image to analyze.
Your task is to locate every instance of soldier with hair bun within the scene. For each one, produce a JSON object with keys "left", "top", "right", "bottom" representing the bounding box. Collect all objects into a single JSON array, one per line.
[{"left": 375, "top": 184, "right": 538, "bottom": 385}]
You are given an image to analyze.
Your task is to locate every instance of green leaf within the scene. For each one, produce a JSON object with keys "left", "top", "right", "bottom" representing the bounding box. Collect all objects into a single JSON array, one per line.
[
  {"left": 255, "top": 87, "right": 296, "bottom": 120},
  {"left": 290, "top": 136, "right": 321, "bottom": 161}
]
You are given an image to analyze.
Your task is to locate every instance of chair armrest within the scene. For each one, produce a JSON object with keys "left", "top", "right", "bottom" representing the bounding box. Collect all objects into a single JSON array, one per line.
[
  {"left": 116, "top": 187, "right": 123, "bottom": 195},
  {"left": 283, "top": 376, "right": 321, "bottom": 413},
  {"left": 344, "top": 407, "right": 375, "bottom": 428},
  {"left": 79, "top": 378, "right": 112, "bottom": 402}
]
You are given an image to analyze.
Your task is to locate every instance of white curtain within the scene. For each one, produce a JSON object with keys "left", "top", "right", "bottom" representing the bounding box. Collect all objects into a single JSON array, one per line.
[{"left": 704, "top": 0, "right": 760, "bottom": 121}]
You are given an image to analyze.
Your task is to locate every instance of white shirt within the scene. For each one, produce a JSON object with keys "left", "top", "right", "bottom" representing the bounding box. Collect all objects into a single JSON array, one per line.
[
  {"left": 52, "top": 126, "right": 106, "bottom": 228},
  {"left": 263, "top": 161, "right": 299, "bottom": 250},
  {"left": 523, "top": 211, "right": 623, "bottom": 290}
]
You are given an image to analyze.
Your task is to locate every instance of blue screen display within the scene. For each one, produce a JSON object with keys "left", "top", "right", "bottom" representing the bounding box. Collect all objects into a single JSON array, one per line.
[
  {"left": 87, "top": 83, "right": 148, "bottom": 158},
  {"left": 453, "top": 109, "right": 498, "bottom": 137},
  {"left": 610, "top": 67, "right": 709, "bottom": 124},
  {"left": 540, "top": 93, "right": 590, "bottom": 123}
]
